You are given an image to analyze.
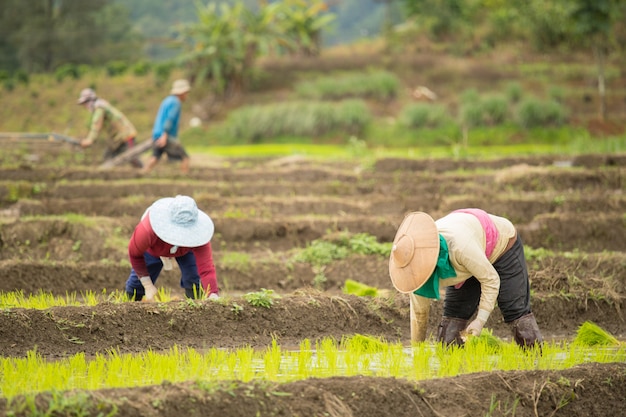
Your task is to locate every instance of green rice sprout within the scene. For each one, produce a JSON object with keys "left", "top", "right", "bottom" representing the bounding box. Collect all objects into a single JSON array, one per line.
[
  {"left": 263, "top": 339, "right": 282, "bottom": 380},
  {"left": 342, "top": 334, "right": 387, "bottom": 352},
  {"left": 342, "top": 279, "right": 378, "bottom": 297},
  {"left": 465, "top": 328, "right": 504, "bottom": 351},
  {"left": 573, "top": 321, "right": 620, "bottom": 346},
  {"left": 1, "top": 339, "right": 625, "bottom": 400},
  {"left": 297, "top": 339, "right": 313, "bottom": 379}
]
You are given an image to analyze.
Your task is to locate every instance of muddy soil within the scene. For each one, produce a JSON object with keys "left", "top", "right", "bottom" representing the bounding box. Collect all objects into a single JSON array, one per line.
[{"left": 0, "top": 146, "right": 625, "bottom": 416}]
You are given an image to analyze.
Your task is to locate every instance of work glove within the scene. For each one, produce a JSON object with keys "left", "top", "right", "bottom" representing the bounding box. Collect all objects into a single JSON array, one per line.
[
  {"left": 465, "top": 309, "right": 490, "bottom": 337},
  {"left": 139, "top": 276, "right": 158, "bottom": 302},
  {"left": 208, "top": 293, "right": 219, "bottom": 300}
]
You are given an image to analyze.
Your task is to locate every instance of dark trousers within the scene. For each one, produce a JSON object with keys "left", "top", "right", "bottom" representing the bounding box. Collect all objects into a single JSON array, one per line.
[
  {"left": 442, "top": 236, "right": 531, "bottom": 323},
  {"left": 125, "top": 251, "right": 201, "bottom": 298}
]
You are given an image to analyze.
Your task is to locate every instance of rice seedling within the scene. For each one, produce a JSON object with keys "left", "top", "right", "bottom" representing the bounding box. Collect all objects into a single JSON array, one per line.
[
  {"left": 342, "top": 279, "right": 378, "bottom": 297},
  {"left": 0, "top": 288, "right": 177, "bottom": 309},
  {"left": 1, "top": 337, "right": 624, "bottom": 400},
  {"left": 573, "top": 321, "right": 620, "bottom": 347}
]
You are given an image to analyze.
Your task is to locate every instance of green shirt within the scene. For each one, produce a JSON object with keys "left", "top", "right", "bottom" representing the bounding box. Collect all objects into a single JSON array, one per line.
[{"left": 86, "top": 99, "right": 137, "bottom": 148}]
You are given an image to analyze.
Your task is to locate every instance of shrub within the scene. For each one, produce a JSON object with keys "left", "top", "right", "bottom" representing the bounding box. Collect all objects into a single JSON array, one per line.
[
  {"left": 154, "top": 62, "right": 174, "bottom": 87},
  {"left": 460, "top": 101, "right": 484, "bottom": 127},
  {"left": 54, "top": 64, "right": 81, "bottom": 82},
  {"left": 14, "top": 70, "right": 29, "bottom": 85},
  {"left": 106, "top": 61, "right": 129, "bottom": 77},
  {"left": 516, "top": 97, "right": 567, "bottom": 128},
  {"left": 295, "top": 70, "right": 399, "bottom": 101},
  {"left": 3, "top": 78, "right": 15, "bottom": 91},
  {"left": 132, "top": 61, "right": 151, "bottom": 76},
  {"left": 333, "top": 99, "right": 371, "bottom": 134},
  {"left": 460, "top": 88, "right": 480, "bottom": 104},
  {"left": 482, "top": 94, "right": 509, "bottom": 125},
  {"left": 505, "top": 81, "right": 523, "bottom": 104},
  {"left": 399, "top": 103, "right": 450, "bottom": 128},
  {"left": 347, "top": 233, "right": 391, "bottom": 256},
  {"left": 548, "top": 85, "right": 565, "bottom": 103},
  {"left": 225, "top": 100, "right": 371, "bottom": 142},
  {"left": 293, "top": 240, "right": 349, "bottom": 267}
]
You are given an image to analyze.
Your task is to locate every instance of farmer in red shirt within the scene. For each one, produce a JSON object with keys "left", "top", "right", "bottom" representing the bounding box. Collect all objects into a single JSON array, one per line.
[{"left": 125, "top": 195, "right": 219, "bottom": 301}]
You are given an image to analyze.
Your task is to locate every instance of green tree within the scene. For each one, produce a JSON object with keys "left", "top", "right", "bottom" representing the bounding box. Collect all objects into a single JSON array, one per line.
[
  {"left": 570, "top": 0, "right": 621, "bottom": 121},
  {"left": 274, "top": 0, "right": 336, "bottom": 56},
  {"left": 402, "top": 0, "right": 471, "bottom": 39},
  {"left": 179, "top": 1, "right": 336, "bottom": 96},
  {"left": 178, "top": 2, "right": 282, "bottom": 96},
  {"left": 0, "top": 0, "right": 141, "bottom": 72}
]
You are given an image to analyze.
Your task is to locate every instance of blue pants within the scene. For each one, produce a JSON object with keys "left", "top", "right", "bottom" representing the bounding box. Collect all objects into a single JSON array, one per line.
[
  {"left": 125, "top": 252, "right": 201, "bottom": 299},
  {"left": 442, "top": 235, "right": 531, "bottom": 323}
]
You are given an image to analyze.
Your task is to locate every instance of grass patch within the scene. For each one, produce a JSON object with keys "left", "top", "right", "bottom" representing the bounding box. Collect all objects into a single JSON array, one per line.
[
  {"left": 292, "top": 232, "right": 391, "bottom": 268},
  {"left": 220, "top": 251, "right": 252, "bottom": 272}
]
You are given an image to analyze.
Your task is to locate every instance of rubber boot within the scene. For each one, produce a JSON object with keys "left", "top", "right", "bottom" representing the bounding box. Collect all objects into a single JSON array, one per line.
[
  {"left": 126, "top": 291, "right": 143, "bottom": 301},
  {"left": 437, "top": 317, "right": 468, "bottom": 346},
  {"left": 511, "top": 312, "right": 543, "bottom": 350},
  {"left": 185, "top": 285, "right": 202, "bottom": 299}
]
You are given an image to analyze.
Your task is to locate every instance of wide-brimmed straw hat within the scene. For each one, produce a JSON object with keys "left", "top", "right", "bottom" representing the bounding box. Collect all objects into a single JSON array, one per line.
[
  {"left": 389, "top": 211, "right": 440, "bottom": 293},
  {"left": 170, "top": 79, "right": 191, "bottom": 95},
  {"left": 148, "top": 195, "right": 213, "bottom": 247}
]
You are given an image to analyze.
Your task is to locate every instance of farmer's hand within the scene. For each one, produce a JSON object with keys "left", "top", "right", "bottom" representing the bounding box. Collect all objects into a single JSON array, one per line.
[
  {"left": 466, "top": 309, "right": 490, "bottom": 336},
  {"left": 80, "top": 138, "right": 93, "bottom": 148},
  {"left": 139, "top": 276, "right": 158, "bottom": 302},
  {"left": 208, "top": 293, "right": 219, "bottom": 300},
  {"left": 155, "top": 134, "right": 168, "bottom": 148}
]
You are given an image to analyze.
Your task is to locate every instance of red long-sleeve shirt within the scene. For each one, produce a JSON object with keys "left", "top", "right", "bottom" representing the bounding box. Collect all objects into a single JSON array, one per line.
[{"left": 128, "top": 214, "right": 218, "bottom": 295}]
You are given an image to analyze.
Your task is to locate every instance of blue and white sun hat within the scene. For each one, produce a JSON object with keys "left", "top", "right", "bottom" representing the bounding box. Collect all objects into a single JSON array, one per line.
[{"left": 147, "top": 195, "right": 214, "bottom": 247}]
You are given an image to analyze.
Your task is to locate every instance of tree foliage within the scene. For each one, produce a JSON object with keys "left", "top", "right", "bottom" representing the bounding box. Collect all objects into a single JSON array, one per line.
[
  {"left": 0, "top": 0, "right": 142, "bottom": 73},
  {"left": 275, "top": 0, "right": 336, "bottom": 56},
  {"left": 178, "top": 0, "right": 335, "bottom": 97}
]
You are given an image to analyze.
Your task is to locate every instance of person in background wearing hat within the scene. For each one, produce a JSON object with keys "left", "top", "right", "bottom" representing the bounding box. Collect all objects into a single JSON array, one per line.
[
  {"left": 125, "top": 195, "right": 219, "bottom": 301},
  {"left": 389, "top": 208, "right": 542, "bottom": 349},
  {"left": 142, "top": 79, "right": 192, "bottom": 174},
  {"left": 76, "top": 88, "right": 143, "bottom": 168}
]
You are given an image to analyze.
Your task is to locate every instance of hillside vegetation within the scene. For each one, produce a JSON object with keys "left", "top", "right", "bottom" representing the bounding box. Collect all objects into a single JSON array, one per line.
[{"left": 1, "top": 41, "right": 624, "bottom": 157}]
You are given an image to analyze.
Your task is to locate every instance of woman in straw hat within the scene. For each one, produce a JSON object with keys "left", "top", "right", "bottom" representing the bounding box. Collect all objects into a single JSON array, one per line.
[
  {"left": 389, "top": 209, "right": 542, "bottom": 348},
  {"left": 125, "top": 195, "right": 219, "bottom": 301}
]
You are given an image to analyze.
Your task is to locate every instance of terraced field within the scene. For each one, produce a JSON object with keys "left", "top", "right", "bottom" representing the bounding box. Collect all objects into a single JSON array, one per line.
[{"left": 0, "top": 143, "right": 625, "bottom": 416}]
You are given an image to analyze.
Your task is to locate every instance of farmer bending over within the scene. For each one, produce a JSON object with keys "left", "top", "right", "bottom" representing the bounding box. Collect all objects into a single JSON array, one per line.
[
  {"left": 76, "top": 88, "right": 143, "bottom": 168},
  {"left": 389, "top": 209, "right": 543, "bottom": 348},
  {"left": 142, "top": 79, "right": 191, "bottom": 174},
  {"left": 125, "top": 195, "right": 219, "bottom": 301}
]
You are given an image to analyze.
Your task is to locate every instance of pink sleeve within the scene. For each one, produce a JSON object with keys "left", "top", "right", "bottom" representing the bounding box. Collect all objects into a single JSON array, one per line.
[{"left": 193, "top": 243, "right": 218, "bottom": 295}]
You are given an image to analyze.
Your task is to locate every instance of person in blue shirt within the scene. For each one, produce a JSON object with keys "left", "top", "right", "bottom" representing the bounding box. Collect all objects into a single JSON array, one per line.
[{"left": 143, "top": 79, "right": 192, "bottom": 174}]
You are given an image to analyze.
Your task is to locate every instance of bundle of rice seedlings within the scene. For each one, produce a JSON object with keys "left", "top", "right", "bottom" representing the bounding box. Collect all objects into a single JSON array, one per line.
[
  {"left": 343, "top": 279, "right": 378, "bottom": 297},
  {"left": 342, "top": 334, "right": 387, "bottom": 352},
  {"left": 573, "top": 321, "right": 619, "bottom": 346},
  {"left": 464, "top": 328, "right": 503, "bottom": 350}
]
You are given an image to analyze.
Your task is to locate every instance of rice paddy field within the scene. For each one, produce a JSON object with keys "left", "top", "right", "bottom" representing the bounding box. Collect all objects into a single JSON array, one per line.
[{"left": 0, "top": 141, "right": 625, "bottom": 416}]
